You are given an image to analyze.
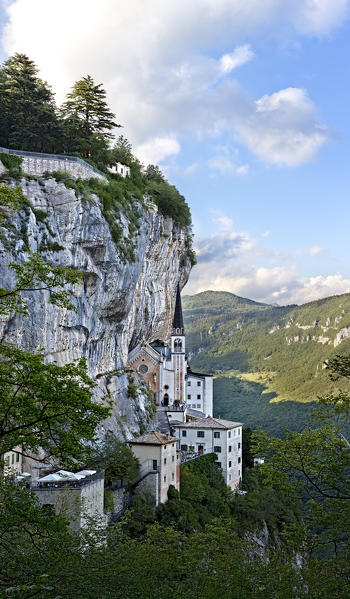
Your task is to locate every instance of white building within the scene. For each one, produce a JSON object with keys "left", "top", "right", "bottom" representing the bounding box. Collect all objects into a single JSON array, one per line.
[
  {"left": 127, "top": 285, "right": 213, "bottom": 416},
  {"left": 129, "top": 432, "right": 180, "bottom": 505},
  {"left": 108, "top": 162, "right": 131, "bottom": 177},
  {"left": 170, "top": 417, "right": 243, "bottom": 490}
]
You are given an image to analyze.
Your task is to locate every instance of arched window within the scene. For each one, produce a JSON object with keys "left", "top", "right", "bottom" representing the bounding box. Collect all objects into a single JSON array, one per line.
[{"left": 174, "top": 338, "right": 182, "bottom": 352}]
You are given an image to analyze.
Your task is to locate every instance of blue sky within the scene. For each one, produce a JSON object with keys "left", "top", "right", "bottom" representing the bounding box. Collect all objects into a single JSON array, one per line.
[{"left": 1, "top": 0, "right": 350, "bottom": 304}]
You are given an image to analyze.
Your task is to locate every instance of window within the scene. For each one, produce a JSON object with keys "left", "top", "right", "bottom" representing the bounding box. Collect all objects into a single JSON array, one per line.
[
  {"left": 172, "top": 455, "right": 175, "bottom": 462},
  {"left": 229, "top": 461, "right": 232, "bottom": 468},
  {"left": 172, "top": 473, "right": 175, "bottom": 480},
  {"left": 181, "top": 444, "right": 188, "bottom": 451},
  {"left": 187, "top": 394, "right": 191, "bottom": 400},
  {"left": 164, "top": 384, "right": 169, "bottom": 390},
  {"left": 228, "top": 445, "right": 232, "bottom": 452},
  {"left": 214, "top": 432, "right": 220, "bottom": 439},
  {"left": 164, "top": 476, "right": 167, "bottom": 483},
  {"left": 238, "top": 457, "right": 241, "bottom": 464},
  {"left": 197, "top": 404, "right": 201, "bottom": 408},
  {"left": 238, "top": 443, "right": 241, "bottom": 449},
  {"left": 228, "top": 431, "right": 231, "bottom": 438},
  {"left": 172, "top": 444, "right": 174, "bottom": 447},
  {"left": 234, "top": 429, "right": 236, "bottom": 436},
  {"left": 164, "top": 458, "right": 167, "bottom": 465},
  {"left": 153, "top": 460, "right": 157, "bottom": 470},
  {"left": 174, "top": 338, "right": 182, "bottom": 352},
  {"left": 16, "top": 453, "right": 19, "bottom": 463},
  {"left": 188, "top": 381, "right": 191, "bottom": 386},
  {"left": 197, "top": 381, "right": 201, "bottom": 387},
  {"left": 11, "top": 453, "right": 14, "bottom": 464},
  {"left": 238, "top": 470, "right": 241, "bottom": 476},
  {"left": 182, "top": 430, "right": 187, "bottom": 437},
  {"left": 229, "top": 474, "right": 232, "bottom": 481},
  {"left": 197, "top": 431, "right": 205, "bottom": 438},
  {"left": 197, "top": 394, "right": 201, "bottom": 400},
  {"left": 214, "top": 446, "right": 221, "bottom": 453},
  {"left": 138, "top": 363, "right": 148, "bottom": 375}
]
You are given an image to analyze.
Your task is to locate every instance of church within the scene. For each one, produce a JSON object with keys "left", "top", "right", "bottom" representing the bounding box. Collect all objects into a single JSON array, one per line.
[
  {"left": 128, "top": 284, "right": 243, "bottom": 495},
  {"left": 127, "top": 285, "right": 213, "bottom": 417}
]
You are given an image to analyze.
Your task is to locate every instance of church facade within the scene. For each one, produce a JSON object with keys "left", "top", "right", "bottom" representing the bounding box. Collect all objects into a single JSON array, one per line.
[{"left": 127, "top": 285, "right": 213, "bottom": 416}]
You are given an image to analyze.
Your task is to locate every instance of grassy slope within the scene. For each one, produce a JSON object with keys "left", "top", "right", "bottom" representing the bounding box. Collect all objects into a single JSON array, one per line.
[{"left": 183, "top": 291, "right": 350, "bottom": 435}]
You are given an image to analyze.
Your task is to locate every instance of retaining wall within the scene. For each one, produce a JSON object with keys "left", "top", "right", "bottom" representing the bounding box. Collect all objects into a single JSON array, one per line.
[{"left": 0, "top": 147, "right": 107, "bottom": 182}]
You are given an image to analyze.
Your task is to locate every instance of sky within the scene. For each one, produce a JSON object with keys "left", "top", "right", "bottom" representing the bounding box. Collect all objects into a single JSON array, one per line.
[{"left": 1, "top": 0, "right": 350, "bottom": 305}]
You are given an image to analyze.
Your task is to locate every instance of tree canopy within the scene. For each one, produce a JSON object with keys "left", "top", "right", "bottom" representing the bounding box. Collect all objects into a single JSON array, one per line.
[{"left": 60, "top": 75, "right": 120, "bottom": 157}]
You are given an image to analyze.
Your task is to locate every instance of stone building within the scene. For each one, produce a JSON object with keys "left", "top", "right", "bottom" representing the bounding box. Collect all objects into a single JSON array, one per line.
[
  {"left": 2, "top": 446, "right": 22, "bottom": 475},
  {"left": 129, "top": 432, "right": 180, "bottom": 505},
  {"left": 32, "top": 469, "right": 106, "bottom": 531},
  {"left": 170, "top": 417, "right": 243, "bottom": 490}
]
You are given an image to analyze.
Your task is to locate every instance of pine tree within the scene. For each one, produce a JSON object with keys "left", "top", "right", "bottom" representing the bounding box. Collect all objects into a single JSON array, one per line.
[
  {"left": 60, "top": 75, "right": 120, "bottom": 157},
  {"left": 0, "top": 53, "right": 59, "bottom": 152}
]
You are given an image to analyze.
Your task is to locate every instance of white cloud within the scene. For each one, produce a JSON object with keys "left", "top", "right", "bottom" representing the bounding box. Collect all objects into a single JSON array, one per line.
[
  {"left": 134, "top": 136, "right": 180, "bottom": 165},
  {"left": 186, "top": 230, "right": 348, "bottom": 305},
  {"left": 220, "top": 45, "right": 255, "bottom": 73},
  {"left": 296, "top": 245, "right": 324, "bottom": 256},
  {"left": 211, "top": 213, "right": 233, "bottom": 229},
  {"left": 1, "top": 0, "right": 344, "bottom": 166},
  {"left": 236, "top": 88, "right": 329, "bottom": 166}
]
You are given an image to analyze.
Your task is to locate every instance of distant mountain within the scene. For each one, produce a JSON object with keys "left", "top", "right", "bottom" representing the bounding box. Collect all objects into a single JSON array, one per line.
[{"left": 183, "top": 291, "right": 350, "bottom": 435}]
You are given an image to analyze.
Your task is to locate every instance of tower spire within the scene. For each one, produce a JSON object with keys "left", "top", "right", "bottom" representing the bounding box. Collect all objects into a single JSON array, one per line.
[{"left": 172, "top": 283, "right": 184, "bottom": 334}]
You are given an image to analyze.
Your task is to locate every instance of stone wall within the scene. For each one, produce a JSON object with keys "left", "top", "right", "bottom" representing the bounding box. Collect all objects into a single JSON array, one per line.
[{"left": 0, "top": 147, "right": 107, "bottom": 182}]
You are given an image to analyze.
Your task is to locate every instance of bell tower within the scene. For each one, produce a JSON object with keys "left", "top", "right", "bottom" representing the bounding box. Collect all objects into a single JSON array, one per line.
[{"left": 171, "top": 284, "right": 186, "bottom": 405}]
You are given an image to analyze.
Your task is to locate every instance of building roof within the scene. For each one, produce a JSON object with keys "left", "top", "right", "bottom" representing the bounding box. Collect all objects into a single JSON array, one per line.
[
  {"left": 172, "top": 284, "right": 184, "bottom": 332},
  {"left": 129, "top": 431, "right": 178, "bottom": 446},
  {"left": 38, "top": 469, "right": 97, "bottom": 482},
  {"left": 186, "top": 408, "right": 207, "bottom": 418},
  {"left": 170, "top": 416, "right": 242, "bottom": 430},
  {"left": 187, "top": 369, "right": 213, "bottom": 379}
]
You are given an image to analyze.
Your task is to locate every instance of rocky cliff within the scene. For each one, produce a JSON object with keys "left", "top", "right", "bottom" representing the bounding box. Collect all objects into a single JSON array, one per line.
[{"left": 0, "top": 177, "right": 191, "bottom": 439}]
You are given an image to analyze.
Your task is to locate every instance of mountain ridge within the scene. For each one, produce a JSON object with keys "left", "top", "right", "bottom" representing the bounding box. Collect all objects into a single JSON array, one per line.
[{"left": 182, "top": 289, "right": 350, "bottom": 435}]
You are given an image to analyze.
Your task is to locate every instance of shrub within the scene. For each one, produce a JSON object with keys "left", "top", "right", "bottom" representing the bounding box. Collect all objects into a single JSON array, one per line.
[{"left": 0, "top": 152, "right": 23, "bottom": 172}]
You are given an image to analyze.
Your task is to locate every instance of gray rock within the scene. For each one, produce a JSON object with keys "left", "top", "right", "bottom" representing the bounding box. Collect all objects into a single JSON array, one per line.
[{"left": 0, "top": 178, "right": 191, "bottom": 440}]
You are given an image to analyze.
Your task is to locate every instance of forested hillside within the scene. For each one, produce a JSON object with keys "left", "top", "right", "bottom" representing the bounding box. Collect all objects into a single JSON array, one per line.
[{"left": 183, "top": 291, "right": 350, "bottom": 434}]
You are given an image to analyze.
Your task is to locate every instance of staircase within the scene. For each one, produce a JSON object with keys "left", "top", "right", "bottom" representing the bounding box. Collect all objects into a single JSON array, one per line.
[{"left": 156, "top": 407, "right": 171, "bottom": 434}]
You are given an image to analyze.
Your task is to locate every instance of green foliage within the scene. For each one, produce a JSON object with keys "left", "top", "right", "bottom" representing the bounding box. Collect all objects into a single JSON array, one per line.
[
  {"left": 0, "top": 347, "right": 109, "bottom": 465},
  {"left": 60, "top": 74, "right": 120, "bottom": 158},
  {"left": 0, "top": 252, "right": 82, "bottom": 315},
  {"left": 252, "top": 356, "right": 350, "bottom": 565},
  {"left": 127, "top": 373, "right": 139, "bottom": 399},
  {"left": 111, "top": 135, "right": 133, "bottom": 164},
  {"left": 0, "top": 152, "right": 22, "bottom": 173},
  {"left": 148, "top": 180, "right": 192, "bottom": 228},
  {"left": 145, "top": 163, "right": 165, "bottom": 182},
  {"left": 0, "top": 53, "right": 60, "bottom": 153},
  {"left": 156, "top": 454, "right": 231, "bottom": 532},
  {"left": 88, "top": 433, "right": 139, "bottom": 484},
  {"left": 183, "top": 290, "right": 350, "bottom": 434},
  {"left": 0, "top": 184, "right": 28, "bottom": 220}
]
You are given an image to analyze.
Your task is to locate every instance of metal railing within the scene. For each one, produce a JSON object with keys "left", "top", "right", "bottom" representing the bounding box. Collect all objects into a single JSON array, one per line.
[
  {"left": 180, "top": 447, "right": 216, "bottom": 463},
  {"left": 0, "top": 146, "right": 107, "bottom": 180}
]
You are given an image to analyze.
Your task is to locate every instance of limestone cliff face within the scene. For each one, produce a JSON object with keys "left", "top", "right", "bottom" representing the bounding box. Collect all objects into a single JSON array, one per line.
[{"left": 0, "top": 178, "right": 191, "bottom": 438}]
